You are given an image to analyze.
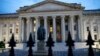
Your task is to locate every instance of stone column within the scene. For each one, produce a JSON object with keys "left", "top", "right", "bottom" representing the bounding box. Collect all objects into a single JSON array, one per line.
[
  {"left": 29, "top": 18, "right": 32, "bottom": 32},
  {"left": 61, "top": 16, "right": 66, "bottom": 42},
  {"left": 21, "top": 18, "right": 25, "bottom": 42},
  {"left": 27, "top": 17, "right": 31, "bottom": 40},
  {"left": 52, "top": 16, "right": 56, "bottom": 41},
  {"left": 0, "top": 24, "right": 3, "bottom": 41},
  {"left": 77, "top": 16, "right": 81, "bottom": 41},
  {"left": 35, "top": 16, "right": 39, "bottom": 42},
  {"left": 6, "top": 24, "right": 9, "bottom": 43},
  {"left": 19, "top": 18, "right": 22, "bottom": 42},
  {"left": 13, "top": 23, "right": 16, "bottom": 39},
  {"left": 70, "top": 15, "right": 74, "bottom": 40},
  {"left": 21, "top": 18, "right": 27, "bottom": 42},
  {"left": 6, "top": 23, "right": 11, "bottom": 43},
  {"left": 79, "top": 15, "right": 84, "bottom": 41},
  {"left": 83, "top": 20, "right": 87, "bottom": 41},
  {"left": 44, "top": 16, "right": 48, "bottom": 41},
  {"left": 97, "top": 20, "right": 100, "bottom": 40}
]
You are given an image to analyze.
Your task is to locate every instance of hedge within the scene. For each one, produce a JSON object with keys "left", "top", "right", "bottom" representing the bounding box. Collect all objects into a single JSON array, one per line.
[{"left": 0, "top": 41, "right": 5, "bottom": 48}]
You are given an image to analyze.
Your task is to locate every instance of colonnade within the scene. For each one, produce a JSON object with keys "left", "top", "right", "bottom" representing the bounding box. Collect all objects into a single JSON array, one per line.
[{"left": 19, "top": 15, "right": 82, "bottom": 42}]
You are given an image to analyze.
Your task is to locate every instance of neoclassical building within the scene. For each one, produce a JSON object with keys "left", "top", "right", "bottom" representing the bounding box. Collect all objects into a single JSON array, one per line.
[{"left": 0, "top": 0, "right": 100, "bottom": 50}]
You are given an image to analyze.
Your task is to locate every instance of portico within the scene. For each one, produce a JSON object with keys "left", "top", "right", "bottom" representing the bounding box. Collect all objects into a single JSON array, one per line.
[{"left": 19, "top": 13, "right": 82, "bottom": 42}]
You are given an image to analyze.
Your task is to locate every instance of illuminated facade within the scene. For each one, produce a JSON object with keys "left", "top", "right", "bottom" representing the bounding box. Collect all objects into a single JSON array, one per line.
[{"left": 0, "top": 0, "right": 100, "bottom": 50}]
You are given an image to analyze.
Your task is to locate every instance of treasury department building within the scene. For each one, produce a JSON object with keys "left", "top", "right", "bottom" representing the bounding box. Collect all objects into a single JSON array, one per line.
[{"left": 0, "top": 0, "right": 100, "bottom": 50}]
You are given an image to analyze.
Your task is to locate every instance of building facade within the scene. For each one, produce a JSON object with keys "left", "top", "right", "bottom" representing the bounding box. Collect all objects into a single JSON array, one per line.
[{"left": 0, "top": 0, "right": 100, "bottom": 50}]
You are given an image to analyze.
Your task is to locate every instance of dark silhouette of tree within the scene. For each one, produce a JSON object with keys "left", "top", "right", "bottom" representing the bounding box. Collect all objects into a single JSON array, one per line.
[
  {"left": 46, "top": 32, "right": 54, "bottom": 56},
  {"left": 27, "top": 33, "right": 35, "bottom": 56},
  {"left": 8, "top": 34, "right": 16, "bottom": 56},
  {"left": 66, "top": 31, "right": 74, "bottom": 56},
  {"left": 86, "top": 31, "right": 94, "bottom": 56}
]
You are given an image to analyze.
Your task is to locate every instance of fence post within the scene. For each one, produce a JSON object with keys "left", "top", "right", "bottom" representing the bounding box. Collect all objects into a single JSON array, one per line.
[
  {"left": 66, "top": 31, "right": 74, "bottom": 56},
  {"left": 46, "top": 32, "right": 54, "bottom": 56},
  {"left": 8, "top": 34, "right": 16, "bottom": 56},
  {"left": 86, "top": 31, "right": 94, "bottom": 56},
  {"left": 27, "top": 33, "right": 35, "bottom": 56}
]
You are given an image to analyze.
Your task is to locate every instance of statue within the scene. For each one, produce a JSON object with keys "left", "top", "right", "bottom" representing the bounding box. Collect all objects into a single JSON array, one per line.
[
  {"left": 34, "top": 25, "right": 48, "bottom": 56},
  {"left": 37, "top": 25, "right": 45, "bottom": 41}
]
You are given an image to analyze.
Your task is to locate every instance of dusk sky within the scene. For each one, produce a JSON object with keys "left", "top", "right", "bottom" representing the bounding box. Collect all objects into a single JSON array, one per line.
[{"left": 0, "top": 0, "right": 100, "bottom": 14}]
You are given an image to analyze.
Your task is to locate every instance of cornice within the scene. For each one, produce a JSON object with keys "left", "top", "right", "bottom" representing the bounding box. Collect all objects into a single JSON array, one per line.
[{"left": 0, "top": 13, "right": 18, "bottom": 18}]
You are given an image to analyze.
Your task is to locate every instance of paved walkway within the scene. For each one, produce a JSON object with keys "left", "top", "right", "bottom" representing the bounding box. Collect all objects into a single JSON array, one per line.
[{"left": 0, "top": 49, "right": 100, "bottom": 56}]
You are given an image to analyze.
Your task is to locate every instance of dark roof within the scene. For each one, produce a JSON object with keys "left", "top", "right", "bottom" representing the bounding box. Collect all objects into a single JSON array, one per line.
[
  {"left": 83, "top": 9, "right": 100, "bottom": 15},
  {"left": 0, "top": 13, "right": 18, "bottom": 18}
]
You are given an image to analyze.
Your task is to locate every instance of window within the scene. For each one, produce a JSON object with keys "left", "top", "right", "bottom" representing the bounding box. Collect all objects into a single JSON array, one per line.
[
  {"left": 9, "top": 24, "right": 13, "bottom": 27},
  {"left": 10, "top": 29, "right": 12, "bottom": 34},
  {"left": 3, "top": 24, "right": 6, "bottom": 35},
  {"left": 94, "top": 35, "right": 97, "bottom": 40},
  {"left": 74, "top": 15, "right": 79, "bottom": 23},
  {"left": 87, "top": 27, "right": 89, "bottom": 31},
  {"left": 16, "top": 28, "right": 18, "bottom": 34},
  {"left": 65, "top": 25, "right": 68, "bottom": 31},
  {"left": 94, "top": 26, "right": 97, "bottom": 32},
  {"left": 74, "top": 25, "right": 77, "bottom": 31}
]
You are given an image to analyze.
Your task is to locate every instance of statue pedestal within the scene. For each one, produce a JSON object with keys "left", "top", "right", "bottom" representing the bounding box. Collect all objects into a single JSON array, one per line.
[{"left": 34, "top": 41, "right": 48, "bottom": 56}]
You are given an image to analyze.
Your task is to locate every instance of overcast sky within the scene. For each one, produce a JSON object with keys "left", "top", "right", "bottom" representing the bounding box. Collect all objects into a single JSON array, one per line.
[{"left": 0, "top": 0, "right": 100, "bottom": 14}]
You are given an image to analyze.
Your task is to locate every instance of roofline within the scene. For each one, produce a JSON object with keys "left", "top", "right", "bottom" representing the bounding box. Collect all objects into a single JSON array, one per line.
[
  {"left": 17, "top": 0, "right": 84, "bottom": 12},
  {"left": 0, "top": 13, "right": 18, "bottom": 18},
  {"left": 0, "top": 13, "right": 18, "bottom": 15},
  {"left": 83, "top": 9, "right": 100, "bottom": 15}
]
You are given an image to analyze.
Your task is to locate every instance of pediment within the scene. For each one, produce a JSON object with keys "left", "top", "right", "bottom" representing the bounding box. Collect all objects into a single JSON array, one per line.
[
  {"left": 28, "top": 3, "right": 74, "bottom": 12},
  {"left": 18, "top": 1, "right": 84, "bottom": 13}
]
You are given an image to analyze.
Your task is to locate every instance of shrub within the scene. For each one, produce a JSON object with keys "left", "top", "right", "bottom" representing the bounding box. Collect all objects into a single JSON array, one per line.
[{"left": 0, "top": 41, "right": 5, "bottom": 48}]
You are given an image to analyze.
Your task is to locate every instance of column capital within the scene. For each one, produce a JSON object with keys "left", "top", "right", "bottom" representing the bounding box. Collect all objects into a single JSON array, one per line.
[
  {"left": 70, "top": 15, "right": 75, "bottom": 18},
  {"left": 60, "top": 15, "right": 65, "bottom": 18},
  {"left": 52, "top": 16, "right": 56, "bottom": 19},
  {"left": 43, "top": 16, "right": 47, "bottom": 19},
  {"left": 34, "top": 16, "right": 39, "bottom": 19}
]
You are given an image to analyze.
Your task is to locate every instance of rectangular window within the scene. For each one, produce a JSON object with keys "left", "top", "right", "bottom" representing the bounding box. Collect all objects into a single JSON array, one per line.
[
  {"left": 74, "top": 25, "right": 77, "bottom": 30},
  {"left": 87, "top": 27, "right": 89, "bottom": 31},
  {"left": 94, "top": 26, "right": 97, "bottom": 32},
  {"left": 94, "top": 35, "right": 97, "bottom": 40},
  {"left": 74, "top": 15, "right": 79, "bottom": 23},
  {"left": 16, "top": 28, "right": 18, "bottom": 34},
  {"left": 3, "top": 24, "right": 6, "bottom": 35},
  {"left": 10, "top": 29, "right": 12, "bottom": 34},
  {"left": 65, "top": 25, "right": 68, "bottom": 31}
]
